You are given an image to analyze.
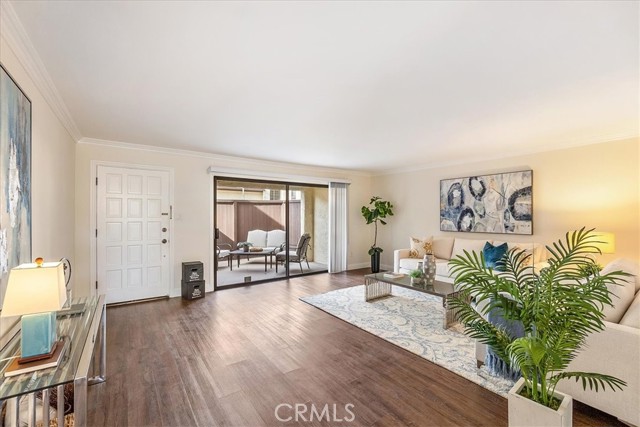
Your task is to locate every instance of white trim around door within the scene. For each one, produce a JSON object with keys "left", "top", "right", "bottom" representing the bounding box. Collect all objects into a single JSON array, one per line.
[{"left": 90, "top": 161, "right": 175, "bottom": 302}]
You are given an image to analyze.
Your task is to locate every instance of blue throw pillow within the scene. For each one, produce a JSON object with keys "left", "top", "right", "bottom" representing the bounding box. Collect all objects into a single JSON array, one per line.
[{"left": 483, "top": 242, "right": 508, "bottom": 271}]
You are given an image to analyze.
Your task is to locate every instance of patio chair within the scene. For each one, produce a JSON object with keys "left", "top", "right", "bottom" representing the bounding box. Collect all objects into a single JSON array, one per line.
[
  {"left": 216, "top": 243, "right": 232, "bottom": 270},
  {"left": 276, "top": 233, "right": 311, "bottom": 273}
]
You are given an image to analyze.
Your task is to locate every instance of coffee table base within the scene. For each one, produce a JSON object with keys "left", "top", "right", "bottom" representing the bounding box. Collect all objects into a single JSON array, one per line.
[
  {"left": 364, "top": 276, "right": 392, "bottom": 301},
  {"left": 364, "top": 276, "right": 462, "bottom": 329}
]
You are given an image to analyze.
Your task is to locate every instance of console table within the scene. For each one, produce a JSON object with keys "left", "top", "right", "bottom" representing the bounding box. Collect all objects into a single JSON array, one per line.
[{"left": 0, "top": 295, "right": 106, "bottom": 427}]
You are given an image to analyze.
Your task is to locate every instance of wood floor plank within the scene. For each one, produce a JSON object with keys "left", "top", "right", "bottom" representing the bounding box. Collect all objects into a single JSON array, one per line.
[{"left": 88, "top": 269, "right": 625, "bottom": 426}]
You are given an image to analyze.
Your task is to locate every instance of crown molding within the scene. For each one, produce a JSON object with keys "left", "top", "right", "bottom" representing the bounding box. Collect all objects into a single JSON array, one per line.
[
  {"left": 1, "top": 0, "right": 82, "bottom": 141},
  {"left": 206, "top": 166, "right": 351, "bottom": 185},
  {"left": 78, "top": 137, "right": 371, "bottom": 179},
  {"left": 374, "top": 133, "right": 639, "bottom": 176}
]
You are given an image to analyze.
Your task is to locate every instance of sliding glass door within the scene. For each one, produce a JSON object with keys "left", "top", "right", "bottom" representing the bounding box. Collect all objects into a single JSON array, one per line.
[{"left": 214, "top": 177, "right": 327, "bottom": 288}]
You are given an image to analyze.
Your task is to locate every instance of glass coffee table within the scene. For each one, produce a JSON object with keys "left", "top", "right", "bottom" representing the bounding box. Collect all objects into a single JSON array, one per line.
[{"left": 364, "top": 272, "right": 464, "bottom": 329}]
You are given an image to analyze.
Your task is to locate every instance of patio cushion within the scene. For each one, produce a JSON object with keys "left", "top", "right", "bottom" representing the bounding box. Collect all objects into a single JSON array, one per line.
[
  {"left": 247, "top": 230, "right": 267, "bottom": 247},
  {"left": 266, "top": 230, "right": 286, "bottom": 249}
]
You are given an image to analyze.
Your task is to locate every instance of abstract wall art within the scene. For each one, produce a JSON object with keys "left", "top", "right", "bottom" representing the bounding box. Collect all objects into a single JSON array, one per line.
[
  {"left": 440, "top": 170, "right": 532, "bottom": 235},
  {"left": 0, "top": 64, "right": 32, "bottom": 306}
]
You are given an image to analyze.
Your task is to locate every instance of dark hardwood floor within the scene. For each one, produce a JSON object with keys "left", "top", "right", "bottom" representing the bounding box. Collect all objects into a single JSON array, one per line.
[{"left": 88, "top": 269, "right": 624, "bottom": 427}]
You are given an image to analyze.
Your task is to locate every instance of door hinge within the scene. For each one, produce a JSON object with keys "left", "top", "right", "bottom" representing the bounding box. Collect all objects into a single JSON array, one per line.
[
  {"left": 95, "top": 229, "right": 98, "bottom": 237},
  {"left": 96, "top": 177, "right": 98, "bottom": 185},
  {"left": 95, "top": 281, "right": 98, "bottom": 289}
]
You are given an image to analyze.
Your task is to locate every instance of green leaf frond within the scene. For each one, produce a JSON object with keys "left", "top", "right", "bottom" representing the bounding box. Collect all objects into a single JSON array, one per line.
[
  {"left": 449, "top": 228, "right": 628, "bottom": 408},
  {"left": 550, "top": 372, "right": 626, "bottom": 392}
]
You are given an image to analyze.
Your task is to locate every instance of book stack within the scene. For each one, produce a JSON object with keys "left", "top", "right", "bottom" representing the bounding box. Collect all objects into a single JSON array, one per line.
[{"left": 4, "top": 340, "right": 66, "bottom": 377}]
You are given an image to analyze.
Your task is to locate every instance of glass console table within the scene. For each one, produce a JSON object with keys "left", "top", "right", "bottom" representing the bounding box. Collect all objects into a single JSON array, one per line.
[{"left": 0, "top": 295, "right": 106, "bottom": 427}]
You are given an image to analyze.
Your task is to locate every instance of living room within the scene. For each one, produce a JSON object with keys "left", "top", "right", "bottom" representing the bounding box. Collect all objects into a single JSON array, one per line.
[{"left": 0, "top": 1, "right": 638, "bottom": 426}]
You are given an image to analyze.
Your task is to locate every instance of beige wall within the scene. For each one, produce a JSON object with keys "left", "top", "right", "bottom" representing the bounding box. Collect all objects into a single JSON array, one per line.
[
  {"left": 74, "top": 141, "right": 372, "bottom": 297},
  {"left": 8, "top": 23, "right": 636, "bottom": 306},
  {"left": 1, "top": 37, "right": 76, "bottom": 336},
  {"left": 373, "top": 138, "right": 640, "bottom": 268}
]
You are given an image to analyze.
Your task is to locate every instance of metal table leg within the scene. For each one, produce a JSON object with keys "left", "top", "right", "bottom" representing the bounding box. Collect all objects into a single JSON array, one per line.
[{"left": 364, "top": 277, "right": 392, "bottom": 301}]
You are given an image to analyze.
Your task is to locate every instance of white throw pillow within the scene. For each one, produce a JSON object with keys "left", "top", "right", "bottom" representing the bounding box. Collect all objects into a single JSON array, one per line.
[
  {"left": 451, "top": 238, "right": 490, "bottom": 261},
  {"left": 409, "top": 236, "right": 432, "bottom": 258},
  {"left": 432, "top": 237, "right": 455, "bottom": 260},
  {"left": 620, "top": 291, "right": 640, "bottom": 329},
  {"left": 600, "top": 258, "right": 639, "bottom": 323}
]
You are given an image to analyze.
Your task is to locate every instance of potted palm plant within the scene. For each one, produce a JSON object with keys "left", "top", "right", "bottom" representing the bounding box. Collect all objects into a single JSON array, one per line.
[
  {"left": 448, "top": 228, "right": 627, "bottom": 427},
  {"left": 361, "top": 196, "right": 394, "bottom": 273}
]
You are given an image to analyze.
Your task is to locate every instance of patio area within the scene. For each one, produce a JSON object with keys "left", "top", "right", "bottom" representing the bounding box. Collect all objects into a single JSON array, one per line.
[{"left": 216, "top": 257, "right": 327, "bottom": 287}]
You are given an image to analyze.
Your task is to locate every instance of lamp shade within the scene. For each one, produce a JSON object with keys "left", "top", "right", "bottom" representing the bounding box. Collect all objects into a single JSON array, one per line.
[
  {"left": 1, "top": 262, "right": 67, "bottom": 317},
  {"left": 593, "top": 232, "right": 616, "bottom": 254}
]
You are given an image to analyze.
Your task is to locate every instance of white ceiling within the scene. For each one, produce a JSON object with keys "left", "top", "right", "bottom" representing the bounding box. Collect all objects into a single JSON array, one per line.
[{"left": 7, "top": 1, "right": 639, "bottom": 172}]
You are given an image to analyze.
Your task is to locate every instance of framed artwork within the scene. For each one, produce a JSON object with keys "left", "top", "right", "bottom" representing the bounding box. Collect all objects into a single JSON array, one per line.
[
  {"left": 0, "top": 63, "right": 32, "bottom": 307},
  {"left": 440, "top": 170, "right": 532, "bottom": 235}
]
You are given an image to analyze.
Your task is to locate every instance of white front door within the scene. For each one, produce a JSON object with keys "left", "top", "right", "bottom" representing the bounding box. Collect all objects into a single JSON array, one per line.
[{"left": 96, "top": 165, "right": 171, "bottom": 304}]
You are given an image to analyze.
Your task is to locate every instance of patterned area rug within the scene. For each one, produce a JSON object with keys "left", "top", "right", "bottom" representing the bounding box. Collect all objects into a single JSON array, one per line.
[{"left": 300, "top": 285, "right": 515, "bottom": 396}]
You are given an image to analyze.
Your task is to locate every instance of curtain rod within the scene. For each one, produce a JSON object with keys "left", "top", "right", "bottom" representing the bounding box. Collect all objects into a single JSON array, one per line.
[{"left": 207, "top": 166, "right": 351, "bottom": 185}]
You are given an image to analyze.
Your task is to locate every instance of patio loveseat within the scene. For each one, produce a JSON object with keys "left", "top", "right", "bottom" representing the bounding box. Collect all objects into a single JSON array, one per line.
[{"left": 246, "top": 229, "right": 286, "bottom": 252}]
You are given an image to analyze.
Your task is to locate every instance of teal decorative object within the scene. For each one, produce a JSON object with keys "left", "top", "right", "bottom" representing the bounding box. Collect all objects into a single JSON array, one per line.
[{"left": 21, "top": 312, "right": 57, "bottom": 359}]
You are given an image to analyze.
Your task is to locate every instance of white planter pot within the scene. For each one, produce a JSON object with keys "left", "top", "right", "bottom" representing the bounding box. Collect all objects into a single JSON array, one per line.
[{"left": 508, "top": 378, "right": 573, "bottom": 427}]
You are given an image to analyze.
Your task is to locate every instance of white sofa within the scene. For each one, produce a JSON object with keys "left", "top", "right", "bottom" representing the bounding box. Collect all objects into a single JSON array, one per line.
[
  {"left": 554, "top": 259, "right": 640, "bottom": 426},
  {"left": 393, "top": 236, "right": 546, "bottom": 281},
  {"left": 246, "top": 229, "right": 286, "bottom": 252}
]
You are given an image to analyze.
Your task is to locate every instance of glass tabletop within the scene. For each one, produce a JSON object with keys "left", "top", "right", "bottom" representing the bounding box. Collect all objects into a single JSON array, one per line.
[
  {"left": 0, "top": 296, "right": 98, "bottom": 399},
  {"left": 365, "top": 272, "right": 457, "bottom": 298},
  {"left": 229, "top": 249, "right": 276, "bottom": 255}
]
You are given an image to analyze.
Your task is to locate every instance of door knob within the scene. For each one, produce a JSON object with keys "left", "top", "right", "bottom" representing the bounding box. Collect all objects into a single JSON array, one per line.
[
  {"left": 162, "top": 227, "right": 167, "bottom": 232},
  {"left": 162, "top": 239, "right": 167, "bottom": 244}
]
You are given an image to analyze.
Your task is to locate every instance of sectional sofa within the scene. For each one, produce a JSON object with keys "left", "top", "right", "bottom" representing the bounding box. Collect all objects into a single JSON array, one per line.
[
  {"left": 554, "top": 258, "right": 640, "bottom": 426},
  {"left": 393, "top": 236, "right": 546, "bottom": 280}
]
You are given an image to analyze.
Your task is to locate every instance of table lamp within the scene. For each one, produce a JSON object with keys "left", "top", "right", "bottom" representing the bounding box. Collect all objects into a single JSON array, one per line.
[
  {"left": 1, "top": 259, "right": 67, "bottom": 363},
  {"left": 593, "top": 232, "right": 615, "bottom": 254}
]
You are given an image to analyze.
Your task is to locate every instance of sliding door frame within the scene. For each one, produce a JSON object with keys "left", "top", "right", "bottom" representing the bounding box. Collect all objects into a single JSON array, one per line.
[{"left": 212, "top": 176, "right": 328, "bottom": 291}]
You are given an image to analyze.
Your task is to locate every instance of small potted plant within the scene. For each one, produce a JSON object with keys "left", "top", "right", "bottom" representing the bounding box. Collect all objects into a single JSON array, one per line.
[
  {"left": 361, "top": 196, "right": 394, "bottom": 273},
  {"left": 237, "top": 242, "right": 252, "bottom": 252},
  {"left": 409, "top": 269, "right": 424, "bottom": 285},
  {"left": 448, "top": 228, "right": 627, "bottom": 427}
]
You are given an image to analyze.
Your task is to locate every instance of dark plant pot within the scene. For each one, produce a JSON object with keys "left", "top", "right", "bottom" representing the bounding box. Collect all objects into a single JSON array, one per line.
[
  {"left": 371, "top": 252, "right": 381, "bottom": 273},
  {"left": 243, "top": 246, "right": 249, "bottom": 252}
]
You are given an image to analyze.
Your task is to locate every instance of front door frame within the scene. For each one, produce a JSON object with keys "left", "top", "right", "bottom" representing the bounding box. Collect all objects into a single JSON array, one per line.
[{"left": 90, "top": 160, "right": 175, "bottom": 299}]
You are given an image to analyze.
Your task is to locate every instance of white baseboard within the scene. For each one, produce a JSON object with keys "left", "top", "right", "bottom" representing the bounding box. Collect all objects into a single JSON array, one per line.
[
  {"left": 347, "top": 262, "right": 369, "bottom": 270},
  {"left": 346, "top": 262, "right": 393, "bottom": 271}
]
